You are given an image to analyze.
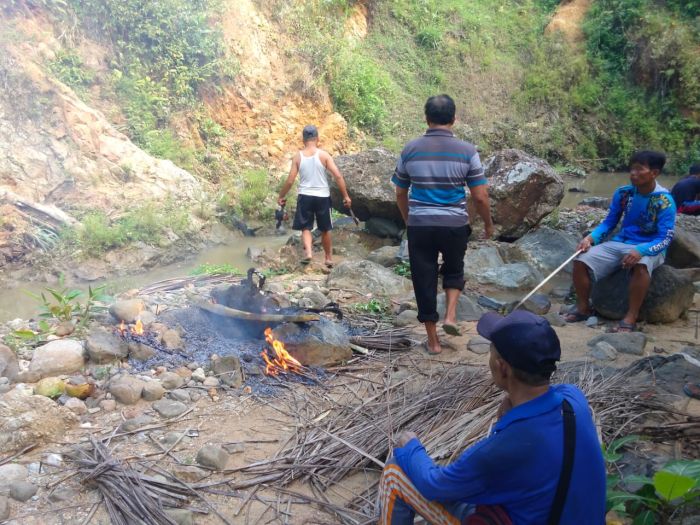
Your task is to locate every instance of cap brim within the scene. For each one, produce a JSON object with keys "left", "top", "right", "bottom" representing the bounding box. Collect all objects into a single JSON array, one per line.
[{"left": 476, "top": 312, "right": 504, "bottom": 340}]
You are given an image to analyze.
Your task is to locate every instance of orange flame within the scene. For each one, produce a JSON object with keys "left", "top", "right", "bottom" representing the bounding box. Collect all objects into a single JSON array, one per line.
[
  {"left": 261, "top": 327, "right": 302, "bottom": 376},
  {"left": 118, "top": 320, "right": 126, "bottom": 334},
  {"left": 131, "top": 319, "right": 144, "bottom": 336}
]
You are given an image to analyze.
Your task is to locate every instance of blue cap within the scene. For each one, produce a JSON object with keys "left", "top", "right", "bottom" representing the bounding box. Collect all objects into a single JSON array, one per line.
[
  {"left": 477, "top": 310, "right": 561, "bottom": 374},
  {"left": 302, "top": 125, "right": 318, "bottom": 141}
]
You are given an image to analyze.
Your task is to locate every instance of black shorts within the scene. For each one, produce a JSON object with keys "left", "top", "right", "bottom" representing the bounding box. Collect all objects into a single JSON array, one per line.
[{"left": 293, "top": 195, "right": 333, "bottom": 232}]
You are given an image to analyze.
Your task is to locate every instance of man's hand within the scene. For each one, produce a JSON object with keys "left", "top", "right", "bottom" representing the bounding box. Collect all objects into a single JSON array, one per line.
[
  {"left": 394, "top": 430, "right": 418, "bottom": 448},
  {"left": 277, "top": 197, "right": 287, "bottom": 207},
  {"left": 622, "top": 248, "right": 642, "bottom": 269},
  {"left": 496, "top": 395, "right": 513, "bottom": 419},
  {"left": 483, "top": 223, "right": 495, "bottom": 240},
  {"left": 577, "top": 235, "right": 593, "bottom": 253},
  {"left": 342, "top": 195, "right": 352, "bottom": 209}
]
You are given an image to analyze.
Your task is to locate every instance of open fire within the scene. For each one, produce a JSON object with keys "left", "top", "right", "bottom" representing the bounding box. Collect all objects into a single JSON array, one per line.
[
  {"left": 261, "top": 327, "right": 302, "bottom": 376},
  {"left": 117, "top": 319, "right": 144, "bottom": 336}
]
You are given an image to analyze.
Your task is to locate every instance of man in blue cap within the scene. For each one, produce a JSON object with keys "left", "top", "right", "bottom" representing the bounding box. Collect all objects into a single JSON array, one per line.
[{"left": 378, "top": 310, "right": 606, "bottom": 525}]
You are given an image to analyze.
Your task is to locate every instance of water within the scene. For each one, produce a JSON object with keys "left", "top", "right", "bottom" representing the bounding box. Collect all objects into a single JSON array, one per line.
[
  {"left": 560, "top": 172, "right": 680, "bottom": 209},
  {"left": 0, "top": 235, "right": 288, "bottom": 323}
]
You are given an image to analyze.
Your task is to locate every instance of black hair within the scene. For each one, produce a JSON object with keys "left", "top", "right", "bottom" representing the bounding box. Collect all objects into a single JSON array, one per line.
[
  {"left": 689, "top": 163, "right": 700, "bottom": 175},
  {"left": 629, "top": 150, "right": 666, "bottom": 171},
  {"left": 512, "top": 367, "right": 554, "bottom": 387},
  {"left": 424, "top": 94, "right": 456, "bottom": 125}
]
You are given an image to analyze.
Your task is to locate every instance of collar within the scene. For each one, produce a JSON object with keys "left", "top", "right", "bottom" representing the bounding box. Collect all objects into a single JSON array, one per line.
[
  {"left": 424, "top": 128, "right": 454, "bottom": 137},
  {"left": 493, "top": 387, "right": 562, "bottom": 433}
]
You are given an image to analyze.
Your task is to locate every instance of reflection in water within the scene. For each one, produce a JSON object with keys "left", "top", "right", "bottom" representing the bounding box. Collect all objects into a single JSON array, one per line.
[
  {"left": 0, "top": 235, "right": 288, "bottom": 323},
  {"left": 560, "top": 172, "right": 679, "bottom": 209}
]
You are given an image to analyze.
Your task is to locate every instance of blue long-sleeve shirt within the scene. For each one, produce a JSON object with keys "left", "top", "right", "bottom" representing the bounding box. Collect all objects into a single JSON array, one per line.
[
  {"left": 394, "top": 385, "right": 606, "bottom": 525},
  {"left": 589, "top": 183, "right": 676, "bottom": 256}
]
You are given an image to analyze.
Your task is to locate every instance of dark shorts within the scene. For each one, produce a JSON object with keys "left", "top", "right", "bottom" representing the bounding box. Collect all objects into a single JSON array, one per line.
[{"left": 293, "top": 194, "right": 333, "bottom": 232}]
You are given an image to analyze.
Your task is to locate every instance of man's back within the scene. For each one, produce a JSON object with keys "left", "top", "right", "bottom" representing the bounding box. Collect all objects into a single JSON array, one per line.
[
  {"left": 671, "top": 175, "right": 700, "bottom": 207},
  {"left": 395, "top": 384, "right": 606, "bottom": 524}
]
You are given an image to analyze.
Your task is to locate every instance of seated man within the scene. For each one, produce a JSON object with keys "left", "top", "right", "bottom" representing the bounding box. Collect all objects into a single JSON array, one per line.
[
  {"left": 379, "top": 311, "right": 606, "bottom": 525},
  {"left": 671, "top": 163, "right": 700, "bottom": 215},
  {"left": 564, "top": 150, "right": 676, "bottom": 332}
]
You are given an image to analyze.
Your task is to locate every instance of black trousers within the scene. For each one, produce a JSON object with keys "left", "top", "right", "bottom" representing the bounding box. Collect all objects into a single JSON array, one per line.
[{"left": 407, "top": 225, "right": 471, "bottom": 323}]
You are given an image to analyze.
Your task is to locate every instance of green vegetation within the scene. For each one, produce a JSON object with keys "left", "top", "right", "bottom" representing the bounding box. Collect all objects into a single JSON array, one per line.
[
  {"left": 218, "top": 168, "right": 274, "bottom": 221},
  {"left": 64, "top": 201, "right": 192, "bottom": 257},
  {"left": 604, "top": 435, "right": 700, "bottom": 523},
  {"left": 393, "top": 260, "right": 411, "bottom": 278},
  {"left": 190, "top": 263, "right": 242, "bottom": 276},
  {"left": 351, "top": 298, "right": 389, "bottom": 315},
  {"left": 48, "top": 50, "right": 94, "bottom": 91}
]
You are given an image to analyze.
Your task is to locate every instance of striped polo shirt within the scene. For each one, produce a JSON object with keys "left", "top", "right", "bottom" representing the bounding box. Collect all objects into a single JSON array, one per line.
[{"left": 391, "top": 128, "right": 486, "bottom": 227}]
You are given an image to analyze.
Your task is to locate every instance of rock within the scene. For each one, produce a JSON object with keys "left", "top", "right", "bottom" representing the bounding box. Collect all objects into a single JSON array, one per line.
[
  {"left": 161, "top": 432, "right": 184, "bottom": 446},
  {"left": 326, "top": 259, "right": 412, "bottom": 297},
  {"left": 331, "top": 148, "right": 402, "bottom": 222},
  {"left": 365, "top": 217, "right": 404, "bottom": 239},
  {"left": 300, "top": 289, "right": 330, "bottom": 309},
  {"left": 544, "top": 312, "right": 566, "bottom": 327},
  {"left": 587, "top": 333, "right": 647, "bottom": 356},
  {"left": 64, "top": 378, "right": 95, "bottom": 399},
  {"left": 64, "top": 397, "right": 87, "bottom": 415},
  {"left": 127, "top": 342, "right": 156, "bottom": 361},
  {"left": 511, "top": 227, "right": 579, "bottom": 274},
  {"left": 196, "top": 445, "right": 229, "bottom": 470},
  {"left": 470, "top": 149, "right": 564, "bottom": 239},
  {"left": 222, "top": 443, "right": 245, "bottom": 454},
  {"left": 0, "top": 495, "right": 8, "bottom": 521},
  {"left": 54, "top": 321, "right": 75, "bottom": 337},
  {"left": 578, "top": 196, "right": 611, "bottom": 209},
  {"left": 271, "top": 321, "right": 353, "bottom": 367},
  {"left": 521, "top": 294, "right": 551, "bottom": 315},
  {"left": 436, "top": 293, "right": 485, "bottom": 321},
  {"left": 591, "top": 265, "right": 694, "bottom": 323},
  {"left": 0, "top": 464, "right": 27, "bottom": 493},
  {"left": 0, "top": 391, "right": 78, "bottom": 454},
  {"left": 141, "top": 381, "right": 165, "bottom": 401},
  {"left": 464, "top": 246, "right": 504, "bottom": 279},
  {"left": 667, "top": 224, "right": 700, "bottom": 268},
  {"left": 165, "top": 509, "right": 194, "bottom": 525},
  {"left": 191, "top": 368, "right": 206, "bottom": 383},
  {"left": 169, "top": 465, "right": 208, "bottom": 483},
  {"left": 49, "top": 487, "right": 77, "bottom": 502},
  {"left": 119, "top": 415, "right": 156, "bottom": 432},
  {"left": 153, "top": 399, "right": 188, "bottom": 419},
  {"left": 476, "top": 263, "right": 540, "bottom": 290},
  {"left": 210, "top": 356, "right": 244, "bottom": 388},
  {"left": 86, "top": 328, "right": 129, "bottom": 364},
  {"left": 34, "top": 377, "right": 65, "bottom": 399},
  {"left": 109, "top": 299, "right": 145, "bottom": 323},
  {"left": 202, "top": 376, "right": 219, "bottom": 387},
  {"left": 467, "top": 335, "right": 491, "bottom": 354},
  {"left": 367, "top": 245, "right": 401, "bottom": 267},
  {"left": 108, "top": 376, "right": 145, "bottom": 405},
  {"left": 0, "top": 345, "right": 19, "bottom": 382},
  {"left": 585, "top": 316, "right": 599, "bottom": 327},
  {"left": 160, "top": 372, "right": 185, "bottom": 390},
  {"left": 29, "top": 339, "right": 85, "bottom": 379},
  {"left": 9, "top": 481, "right": 36, "bottom": 502},
  {"left": 589, "top": 341, "right": 618, "bottom": 361},
  {"left": 99, "top": 399, "right": 116, "bottom": 411},
  {"left": 161, "top": 329, "right": 182, "bottom": 350},
  {"left": 168, "top": 389, "right": 191, "bottom": 402},
  {"left": 394, "top": 310, "right": 418, "bottom": 327}
]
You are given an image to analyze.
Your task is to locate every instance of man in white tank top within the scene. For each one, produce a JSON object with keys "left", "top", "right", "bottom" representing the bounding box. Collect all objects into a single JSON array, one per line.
[{"left": 278, "top": 125, "right": 352, "bottom": 267}]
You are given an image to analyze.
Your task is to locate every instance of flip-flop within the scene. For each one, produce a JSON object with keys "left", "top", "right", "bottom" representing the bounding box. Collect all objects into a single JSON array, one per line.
[
  {"left": 442, "top": 323, "right": 461, "bottom": 336},
  {"left": 300, "top": 257, "right": 312, "bottom": 266},
  {"left": 324, "top": 261, "right": 334, "bottom": 269},
  {"left": 422, "top": 341, "right": 442, "bottom": 355},
  {"left": 684, "top": 383, "right": 700, "bottom": 400},
  {"left": 563, "top": 310, "right": 591, "bottom": 323},
  {"left": 607, "top": 320, "right": 637, "bottom": 333}
]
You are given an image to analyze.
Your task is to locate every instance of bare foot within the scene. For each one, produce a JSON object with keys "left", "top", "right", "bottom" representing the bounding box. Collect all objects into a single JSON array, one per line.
[{"left": 424, "top": 341, "right": 442, "bottom": 355}]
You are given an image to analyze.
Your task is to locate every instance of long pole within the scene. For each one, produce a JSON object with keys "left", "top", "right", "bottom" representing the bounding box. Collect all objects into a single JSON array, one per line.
[{"left": 513, "top": 249, "right": 583, "bottom": 311}]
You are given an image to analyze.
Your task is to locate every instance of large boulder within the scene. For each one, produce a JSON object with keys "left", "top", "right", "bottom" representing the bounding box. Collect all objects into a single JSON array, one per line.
[
  {"left": 271, "top": 321, "right": 352, "bottom": 367},
  {"left": 0, "top": 391, "right": 78, "bottom": 454},
  {"left": 470, "top": 149, "right": 564, "bottom": 239},
  {"left": 29, "top": 339, "right": 85, "bottom": 379},
  {"left": 85, "top": 327, "right": 129, "bottom": 364},
  {"left": 666, "top": 216, "right": 700, "bottom": 268},
  {"left": 463, "top": 245, "right": 504, "bottom": 278},
  {"left": 326, "top": 259, "right": 412, "bottom": 297},
  {"left": 330, "top": 148, "right": 402, "bottom": 222},
  {"left": 591, "top": 265, "right": 695, "bottom": 323},
  {"left": 475, "top": 263, "right": 541, "bottom": 290},
  {"left": 512, "top": 227, "right": 579, "bottom": 274}
]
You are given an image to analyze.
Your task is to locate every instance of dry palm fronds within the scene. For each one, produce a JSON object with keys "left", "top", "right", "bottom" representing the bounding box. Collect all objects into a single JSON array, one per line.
[{"left": 349, "top": 328, "right": 417, "bottom": 352}]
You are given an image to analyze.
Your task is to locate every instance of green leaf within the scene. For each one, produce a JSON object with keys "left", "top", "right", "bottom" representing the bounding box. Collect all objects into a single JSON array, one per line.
[
  {"left": 12, "top": 329, "right": 37, "bottom": 340},
  {"left": 652, "top": 460, "right": 700, "bottom": 501},
  {"left": 623, "top": 474, "right": 654, "bottom": 487},
  {"left": 38, "top": 320, "right": 51, "bottom": 332},
  {"left": 632, "top": 510, "right": 655, "bottom": 525}
]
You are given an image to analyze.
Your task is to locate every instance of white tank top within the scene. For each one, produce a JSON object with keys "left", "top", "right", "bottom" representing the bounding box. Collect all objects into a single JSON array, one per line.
[{"left": 298, "top": 150, "right": 330, "bottom": 197}]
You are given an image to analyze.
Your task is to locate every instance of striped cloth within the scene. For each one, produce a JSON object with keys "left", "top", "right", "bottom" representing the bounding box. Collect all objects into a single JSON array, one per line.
[{"left": 391, "top": 129, "right": 486, "bottom": 227}]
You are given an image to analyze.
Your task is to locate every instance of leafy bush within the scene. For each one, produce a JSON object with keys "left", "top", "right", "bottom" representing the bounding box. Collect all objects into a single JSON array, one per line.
[
  {"left": 220, "top": 169, "right": 273, "bottom": 220},
  {"left": 48, "top": 50, "right": 94, "bottom": 90},
  {"left": 351, "top": 298, "right": 389, "bottom": 315}
]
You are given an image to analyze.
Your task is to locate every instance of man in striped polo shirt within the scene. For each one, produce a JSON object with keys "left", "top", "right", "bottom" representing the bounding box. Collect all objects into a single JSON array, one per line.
[{"left": 393, "top": 95, "right": 493, "bottom": 355}]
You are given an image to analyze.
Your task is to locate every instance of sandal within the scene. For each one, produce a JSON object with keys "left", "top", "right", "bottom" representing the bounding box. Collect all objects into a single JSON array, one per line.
[
  {"left": 442, "top": 323, "right": 461, "bottom": 336},
  {"left": 300, "top": 257, "right": 312, "bottom": 266},
  {"left": 683, "top": 383, "right": 700, "bottom": 400},
  {"left": 422, "top": 341, "right": 442, "bottom": 355},
  {"left": 563, "top": 310, "right": 591, "bottom": 323},
  {"left": 324, "top": 261, "right": 334, "bottom": 269},
  {"left": 607, "top": 320, "right": 637, "bottom": 333}
]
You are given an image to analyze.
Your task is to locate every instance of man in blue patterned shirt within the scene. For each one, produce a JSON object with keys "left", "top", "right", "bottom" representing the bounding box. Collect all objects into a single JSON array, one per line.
[
  {"left": 392, "top": 94, "right": 494, "bottom": 354},
  {"left": 564, "top": 150, "right": 676, "bottom": 332}
]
